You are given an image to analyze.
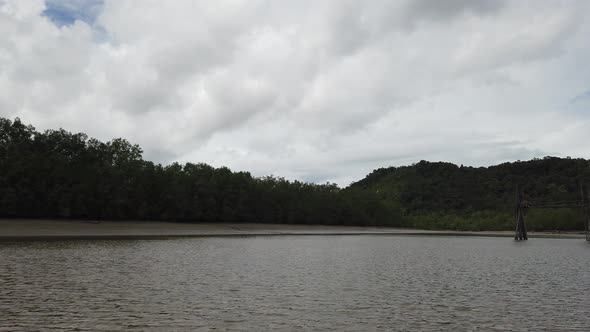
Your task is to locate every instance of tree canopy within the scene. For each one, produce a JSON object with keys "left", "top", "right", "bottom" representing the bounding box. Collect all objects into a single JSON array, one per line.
[
  {"left": 0, "top": 117, "right": 399, "bottom": 227},
  {"left": 2, "top": 117, "right": 588, "bottom": 231}
]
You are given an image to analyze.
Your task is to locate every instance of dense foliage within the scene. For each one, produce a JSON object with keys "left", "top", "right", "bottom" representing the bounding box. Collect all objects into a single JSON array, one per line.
[
  {"left": 350, "top": 159, "right": 590, "bottom": 231},
  {"left": 0, "top": 118, "right": 400, "bottom": 226},
  {"left": 2, "top": 117, "right": 588, "bottom": 231}
]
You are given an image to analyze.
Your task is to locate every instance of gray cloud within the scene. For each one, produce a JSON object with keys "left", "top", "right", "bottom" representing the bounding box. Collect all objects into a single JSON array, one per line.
[
  {"left": 403, "top": 0, "right": 506, "bottom": 22},
  {"left": 1, "top": 0, "right": 589, "bottom": 185}
]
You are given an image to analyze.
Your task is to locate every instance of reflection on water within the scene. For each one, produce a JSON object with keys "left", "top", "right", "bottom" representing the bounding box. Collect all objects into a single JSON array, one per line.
[{"left": 1, "top": 236, "right": 589, "bottom": 331}]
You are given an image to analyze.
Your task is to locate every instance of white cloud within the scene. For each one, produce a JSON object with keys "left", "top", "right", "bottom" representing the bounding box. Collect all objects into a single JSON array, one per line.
[{"left": 1, "top": 0, "right": 589, "bottom": 186}]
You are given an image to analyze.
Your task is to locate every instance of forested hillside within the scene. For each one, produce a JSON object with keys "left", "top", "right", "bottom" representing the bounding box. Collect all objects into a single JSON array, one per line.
[
  {"left": 0, "top": 118, "right": 400, "bottom": 226},
  {"left": 2, "top": 117, "right": 588, "bottom": 231},
  {"left": 350, "top": 159, "right": 590, "bottom": 231}
]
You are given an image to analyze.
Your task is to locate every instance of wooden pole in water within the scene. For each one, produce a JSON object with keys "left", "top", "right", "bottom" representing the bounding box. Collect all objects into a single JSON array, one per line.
[
  {"left": 514, "top": 185, "right": 520, "bottom": 240},
  {"left": 511, "top": 181, "right": 587, "bottom": 241},
  {"left": 521, "top": 207, "right": 528, "bottom": 240},
  {"left": 514, "top": 185, "right": 527, "bottom": 241},
  {"left": 582, "top": 183, "right": 590, "bottom": 242}
]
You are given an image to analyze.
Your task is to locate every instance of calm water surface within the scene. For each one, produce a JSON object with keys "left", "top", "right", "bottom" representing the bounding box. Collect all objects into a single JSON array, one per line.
[{"left": 1, "top": 236, "right": 588, "bottom": 331}]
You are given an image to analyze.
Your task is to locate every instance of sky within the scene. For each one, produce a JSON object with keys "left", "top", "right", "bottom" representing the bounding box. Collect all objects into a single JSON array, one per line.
[{"left": 1, "top": 0, "right": 590, "bottom": 186}]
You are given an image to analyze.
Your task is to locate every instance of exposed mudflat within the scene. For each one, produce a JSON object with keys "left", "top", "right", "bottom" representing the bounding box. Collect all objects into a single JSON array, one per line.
[{"left": 0, "top": 219, "right": 585, "bottom": 240}]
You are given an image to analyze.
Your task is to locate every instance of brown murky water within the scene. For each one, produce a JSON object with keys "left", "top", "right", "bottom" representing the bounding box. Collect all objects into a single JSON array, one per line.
[{"left": 1, "top": 236, "right": 588, "bottom": 331}]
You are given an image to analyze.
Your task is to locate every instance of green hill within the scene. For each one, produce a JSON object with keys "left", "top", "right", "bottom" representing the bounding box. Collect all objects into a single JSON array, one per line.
[{"left": 348, "top": 158, "right": 590, "bottom": 231}]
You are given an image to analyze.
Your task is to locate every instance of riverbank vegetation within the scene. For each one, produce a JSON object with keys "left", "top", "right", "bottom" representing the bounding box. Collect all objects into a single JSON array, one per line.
[
  {"left": 1, "top": 117, "right": 588, "bottom": 230},
  {"left": 0, "top": 118, "right": 399, "bottom": 226},
  {"left": 350, "top": 158, "right": 590, "bottom": 231}
]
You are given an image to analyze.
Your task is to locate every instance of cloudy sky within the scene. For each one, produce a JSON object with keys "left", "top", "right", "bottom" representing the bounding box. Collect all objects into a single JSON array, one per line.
[{"left": 1, "top": 0, "right": 590, "bottom": 185}]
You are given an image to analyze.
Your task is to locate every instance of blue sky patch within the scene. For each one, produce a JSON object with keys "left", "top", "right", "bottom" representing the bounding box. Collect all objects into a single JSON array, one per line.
[
  {"left": 43, "top": 0, "right": 104, "bottom": 27},
  {"left": 571, "top": 90, "right": 590, "bottom": 104}
]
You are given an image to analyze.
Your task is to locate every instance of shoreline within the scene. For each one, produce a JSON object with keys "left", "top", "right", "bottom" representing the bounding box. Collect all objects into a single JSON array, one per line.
[{"left": 0, "top": 219, "right": 586, "bottom": 241}]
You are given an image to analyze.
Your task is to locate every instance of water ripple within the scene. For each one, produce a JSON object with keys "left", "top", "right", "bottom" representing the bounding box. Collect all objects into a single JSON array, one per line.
[{"left": 0, "top": 236, "right": 589, "bottom": 331}]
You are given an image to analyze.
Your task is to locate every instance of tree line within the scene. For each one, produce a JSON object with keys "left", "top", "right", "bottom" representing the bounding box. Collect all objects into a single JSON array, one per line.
[
  {"left": 0, "top": 117, "right": 400, "bottom": 226},
  {"left": 2, "top": 117, "right": 588, "bottom": 230}
]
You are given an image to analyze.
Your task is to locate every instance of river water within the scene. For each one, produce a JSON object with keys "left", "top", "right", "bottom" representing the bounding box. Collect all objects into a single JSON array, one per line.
[{"left": 0, "top": 236, "right": 588, "bottom": 331}]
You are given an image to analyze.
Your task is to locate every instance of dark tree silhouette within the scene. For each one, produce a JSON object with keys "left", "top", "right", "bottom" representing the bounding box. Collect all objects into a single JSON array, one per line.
[
  {"left": 2, "top": 117, "right": 587, "bottom": 230},
  {"left": 0, "top": 117, "right": 400, "bottom": 227}
]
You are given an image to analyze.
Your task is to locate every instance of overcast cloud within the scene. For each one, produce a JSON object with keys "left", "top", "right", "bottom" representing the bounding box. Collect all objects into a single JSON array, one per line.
[{"left": 1, "top": 0, "right": 590, "bottom": 185}]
